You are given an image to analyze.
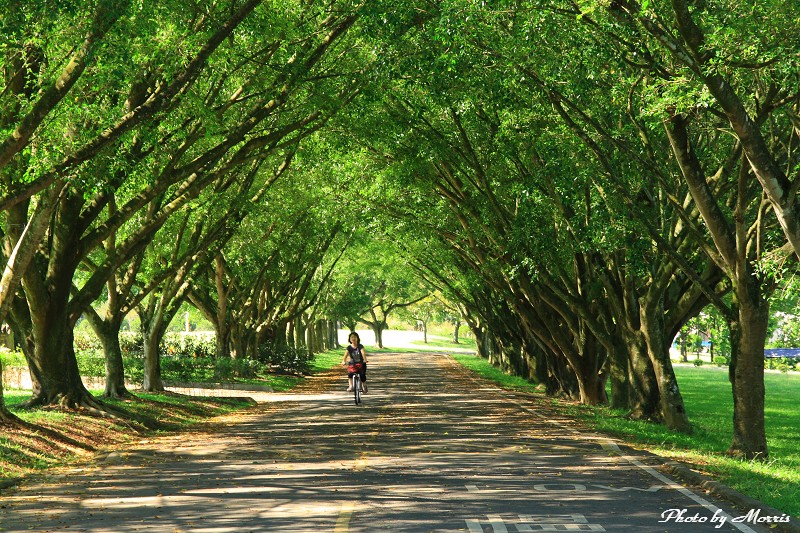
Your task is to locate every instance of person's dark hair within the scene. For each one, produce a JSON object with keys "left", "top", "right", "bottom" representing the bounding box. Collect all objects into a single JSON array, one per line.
[{"left": 348, "top": 331, "right": 360, "bottom": 344}]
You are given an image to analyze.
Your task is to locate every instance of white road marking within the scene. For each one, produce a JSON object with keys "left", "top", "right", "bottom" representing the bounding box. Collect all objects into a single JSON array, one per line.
[
  {"left": 466, "top": 514, "right": 605, "bottom": 532},
  {"left": 465, "top": 518, "right": 485, "bottom": 533},
  {"left": 591, "top": 484, "right": 667, "bottom": 492},
  {"left": 488, "top": 514, "right": 509, "bottom": 532},
  {"left": 600, "top": 442, "right": 756, "bottom": 533}
]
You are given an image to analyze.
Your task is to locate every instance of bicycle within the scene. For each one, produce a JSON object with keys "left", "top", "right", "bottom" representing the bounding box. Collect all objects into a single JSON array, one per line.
[{"left": 347, "top": 362, "right": 364, "bottom": 406}]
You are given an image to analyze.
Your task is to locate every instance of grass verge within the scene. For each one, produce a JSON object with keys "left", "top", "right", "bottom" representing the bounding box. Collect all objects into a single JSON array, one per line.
[
  {"left": 409, "top": 336, "right": 477, "bottom": 350},
  {"left": 0, "top": 349, "right": 344, "bottom": 481},
  {"left": 450, "top": 353, "right": 800, "bottom": 518},
  {"left": 0, "top": 390, "right": 253, "bottom": 480}
]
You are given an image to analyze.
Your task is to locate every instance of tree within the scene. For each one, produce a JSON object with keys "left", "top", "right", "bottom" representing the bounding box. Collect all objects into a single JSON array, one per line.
[
  {"left": 1, "top": 0, "right": 361, "bottom": 414},
  {"left": 402, "top": 295, "right": 441, "bottom": 343},
  {"left": 328, "top": 237, "right": 428, "bottom": 348}
]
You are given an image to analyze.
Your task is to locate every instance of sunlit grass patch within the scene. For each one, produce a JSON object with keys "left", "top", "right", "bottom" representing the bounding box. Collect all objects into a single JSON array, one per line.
[
  {"left": 410, "top": 336, "right": 477, "bottom": 350},
  {"left": 310, "top": 350, "right": 344, "bottom": 373},
  {"left": 451, "top": 353, "right": 539, "bottom": 393}
]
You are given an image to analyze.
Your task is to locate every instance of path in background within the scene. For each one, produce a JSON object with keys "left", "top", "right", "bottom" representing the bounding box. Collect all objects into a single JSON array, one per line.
[
  {"left": 339, "top": 328, "right": 477, "bottom": 353},
  {"left": 0, "top": 353, "right": 776, "bottom": 532}
]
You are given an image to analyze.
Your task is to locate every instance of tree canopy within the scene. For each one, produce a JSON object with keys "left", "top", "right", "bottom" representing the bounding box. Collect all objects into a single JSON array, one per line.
[{"left": 2, "top": 0, "right": 800, "bottom": 460}]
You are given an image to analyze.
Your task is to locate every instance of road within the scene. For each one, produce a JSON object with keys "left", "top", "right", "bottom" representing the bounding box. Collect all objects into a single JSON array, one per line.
[{"left": 0, "top": 353, "right": 777, "bottom": 532}]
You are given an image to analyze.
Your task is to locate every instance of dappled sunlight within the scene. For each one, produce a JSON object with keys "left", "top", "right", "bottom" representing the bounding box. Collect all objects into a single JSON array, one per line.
[{"left": 0, "top": 353, "right": 772, "bottom": 532}]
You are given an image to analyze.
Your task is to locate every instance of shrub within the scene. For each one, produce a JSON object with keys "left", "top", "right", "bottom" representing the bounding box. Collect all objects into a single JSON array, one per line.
[
  {"left": 120, "top": 333, "right": 144, "bottom": 357},
  {"left": 123, "top": 356, "right": 144, "bottom": 383},
  {"left": 161, "top": 332, "right": 216, "bottom": 359},
  {"left": 765, "top": 357, "right": 798, "bottom": 372},
  {"left": 256, "top": 342, "right": 312, "bottom": 375},
  {"left": 74, "top": 333, "right": 271, "bottom": 384},
  {"left": 73, "top": 330, "right": 102, "bottom": 352},
  {"left": 66, "top": 331, "right": 321, "bottom": 384},
  {"left": 230, "top": 358, "right": 260, "bottom": 379},
  {"left": 0, "top": 348, "right": 26, "bottom": 368},
  {"left": 713, "top": 355, "right": 728, "bottom": 367},
  {"left": 75, "top": 350, "right": 106, "bottom": 377},
  {"left": 158, "top": 355, "right": 268, "bottom": 383},
  {"left": 161, "top": 355, "right": 201, "bottom": 382},
  {"left": 693, "top": 359, "right": 703, "bottom": 367}
]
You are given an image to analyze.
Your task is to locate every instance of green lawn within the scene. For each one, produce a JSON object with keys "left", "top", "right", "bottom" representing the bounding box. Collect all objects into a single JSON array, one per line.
[
  {"left": 309, "top": 350, "right": 345, "bottom": 372},
  {"left": 410, "top": 336, "right": 477, "bottom": 350},
  {"left": 451, "top": 354, "right": 800, "bottom": 518}
]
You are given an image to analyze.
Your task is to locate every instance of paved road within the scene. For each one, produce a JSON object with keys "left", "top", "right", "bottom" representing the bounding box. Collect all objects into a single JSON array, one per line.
[{"left": 0, "top": 353, "right": 779, "bottom": 532}]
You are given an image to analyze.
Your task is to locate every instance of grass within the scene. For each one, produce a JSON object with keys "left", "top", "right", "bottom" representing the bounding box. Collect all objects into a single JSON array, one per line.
[
  {"left": 0, "top": 348, "right": 345, "bottom": 480},
  {"left": 452, "top": 353, "right": 539, "bottom": 393},
  {"left": 0, "top": 389, "right": 254, "bottom": 479},
  {"left": 259, "top": 374, "right": 304, "bottom": 391},
  {"left": 310, "top": 349, "right": 344, "bottom": 372},
  {"left": 410, "top": 336, "right": 477, "bottom": 350},
  {"left": 451, "top": 353, "right": 800, "bottom": 518}
]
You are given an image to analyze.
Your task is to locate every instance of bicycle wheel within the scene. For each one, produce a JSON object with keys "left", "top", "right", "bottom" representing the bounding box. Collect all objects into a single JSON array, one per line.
[{"left": 353, "top": 374, "right": 361, "bottom": 405}]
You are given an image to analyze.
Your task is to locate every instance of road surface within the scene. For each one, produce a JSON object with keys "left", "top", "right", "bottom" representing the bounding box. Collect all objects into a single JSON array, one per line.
[{"left": 0, "top": 353, "right": 780, "bottom": 532}]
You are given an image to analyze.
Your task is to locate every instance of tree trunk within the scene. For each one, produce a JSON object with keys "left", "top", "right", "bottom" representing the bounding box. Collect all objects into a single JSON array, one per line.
[
  {"left": 286, "top": 320, "right": 296, "bottom": 348},
  {"left": 680, "top": 335, "right": 688, "bottom": 362},
  {"left": 230, "top": 324, "right": 248, "bottom": 360},
  {"left": 537, "top": 306, "right": 606, "bottom": 406},
  {"left": 520, "top": 337, "right": 554, "bottom": 390},
  {"left": 328, "top": 320, "right": 339, "bottom": 349},
  {"left": 452, "top": 319, "right": 461, "bottom": 343},
  {"left": 727, "top": 296, "right": 768, "bottom": 459},
  {"left": 25, "top": 310, "right": 96, "bottom": 408},
  {"left": 295, "top": 318, "right": 306, "bottom": 348},
  {"left": 215, "top": 321, "right": 231, "bottom": 358},
  {"left": 0, "top": 182, "right": 65, "bottom": 327},
  {"left": 214, "top": 254, "right": 231, "bottom": 358},
  {"left": 608, "top": 337, "right": 631, "bottom": 410},
  {"left": 315, "top": 320, "right": 326, "bottom": 352},
  {"left": 272, "top": 320, "right": 289, "bottom": 351},
  {"left": 665, "top": 112, "right": 768, "bottom": 454},
  {"left": 625, "top": 331, "right": 661, "bottom": 421},
  {"left": 6, "top": 294, "right": 36, "bottom": 387},
  {"left": 569, "top": 350, "right": 607, "bottom": 406},
  {"left": 95, "top": 319, "right": 131, "bottom": 398},
  {"left": 550, "top": 353, "right": 580, "bottom": 400},
  {"left": 372, "top": 323, "right": 385, "bottom": 349},
  {"left": 641, "top": 300, "right": 692, "bottom": 433},
  {"left": 478, "top": 328, "right": 491, "bottom": 359},
  {"left": 140, "top": 311, "right": 165, "bottom": 393},
  {"left": 15, "top": 257, "right": 105, "bottom": 409}
]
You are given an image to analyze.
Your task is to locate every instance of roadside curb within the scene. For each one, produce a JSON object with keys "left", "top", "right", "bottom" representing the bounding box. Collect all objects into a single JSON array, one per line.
[
  {"left": 164, "top": 381, "right": 274, "bottom": 392},
  {"left": 664, "top": 460, "right": 800, "bottom": 533}
]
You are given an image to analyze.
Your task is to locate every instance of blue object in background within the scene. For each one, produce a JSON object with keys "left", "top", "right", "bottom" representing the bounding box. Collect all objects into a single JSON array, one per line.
[{"left": 764, "top": 348, "right": 800, "bottom": 359}]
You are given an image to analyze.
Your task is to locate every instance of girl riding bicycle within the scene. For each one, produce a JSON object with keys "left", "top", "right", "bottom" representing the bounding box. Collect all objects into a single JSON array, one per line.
[{"left": 343, "top": 331, "right": 368, "bottom": 393}]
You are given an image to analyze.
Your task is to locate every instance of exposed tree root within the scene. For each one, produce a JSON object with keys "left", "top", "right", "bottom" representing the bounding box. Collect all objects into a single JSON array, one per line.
[
  {"left": 16, "top": 419, "right": 96, "bottom": 452},
  {"left": 102, "top": 387, "right": 134, "bottom": 400},
  {"left": 625, "top": 406, "right": 663, "bottom": 424},
  {"left": 726, "top": 446, "right": 768, "bottom": 462},
  {"left": 16, "top": 396, "right": 45, "bottom": 410},
  {"left": 15, "top": 390, "right": 159, "bottom": 431},
  {"left": 0, "top": 408, "right": 24, "bottom": 426}
]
